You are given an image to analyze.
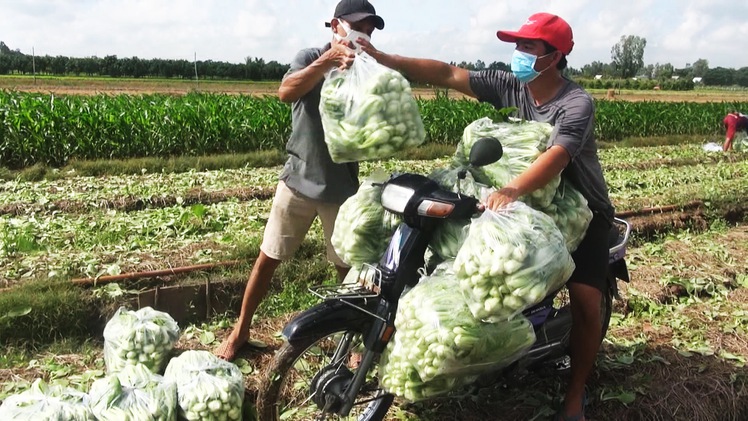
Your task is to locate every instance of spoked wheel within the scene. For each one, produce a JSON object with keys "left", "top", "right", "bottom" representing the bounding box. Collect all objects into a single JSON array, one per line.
[{"left": 257, "top": 328, "right": 394, "bottom": 421}]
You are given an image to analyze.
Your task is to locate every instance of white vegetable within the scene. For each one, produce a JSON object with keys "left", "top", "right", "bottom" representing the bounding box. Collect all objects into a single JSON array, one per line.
[
  {"left": 455, "top": 117, "right": 560, "bottom": 209},
  {"left": 163, "top": 350, "right": 244, "bottom": 421},
  {"left": 538, "top": 179, "right": 593, "bottom": 252},
  {"left": 380, "top": 266, "right": 536, "bottom": 401},
  {"left": 454, "top": 203, "right": 575, "bottom": 321},
  {"left": 103, "top": 306, "right": 180, "bottom": 374},
  {"left": 332, "top": 179, "right": 400, "bottom": 266},
  {"left": 319, "top": 52, "right": 427, "bottom": 163},
  {"left": 89, "top": 363, "right": 177, "bottom": 421},
  {"left": 0, "top": 378, "right": 95, "bottom": 420}
]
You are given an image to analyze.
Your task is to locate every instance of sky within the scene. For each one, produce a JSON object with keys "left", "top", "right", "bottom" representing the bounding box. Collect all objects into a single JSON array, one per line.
[{"left": 2, "top": 0, "right": 748, "bottom": 71}]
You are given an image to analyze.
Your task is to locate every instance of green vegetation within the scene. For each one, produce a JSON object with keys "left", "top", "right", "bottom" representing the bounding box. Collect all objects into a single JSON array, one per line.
[{"left": 2, "top": 90, "right": 746, "bottom": 168}]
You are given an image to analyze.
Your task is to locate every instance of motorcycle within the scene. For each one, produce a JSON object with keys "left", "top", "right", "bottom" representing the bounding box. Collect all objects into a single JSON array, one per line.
[{"left": 256, "top": 137, "right": 631, "bottom": 421}]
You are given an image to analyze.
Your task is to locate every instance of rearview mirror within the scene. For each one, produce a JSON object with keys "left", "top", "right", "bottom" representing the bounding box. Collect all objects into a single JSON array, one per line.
[{"left": 469, "top": 137, "right": 503, "bottom": 167}]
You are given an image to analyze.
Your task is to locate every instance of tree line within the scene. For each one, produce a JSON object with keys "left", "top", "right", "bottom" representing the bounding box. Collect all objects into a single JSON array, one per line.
[
  {"left": 2, "top": 38, "right": 747, "bottom": 88},
  {"left": 0, "top": 42, "right": 289, "bottom": 80}
]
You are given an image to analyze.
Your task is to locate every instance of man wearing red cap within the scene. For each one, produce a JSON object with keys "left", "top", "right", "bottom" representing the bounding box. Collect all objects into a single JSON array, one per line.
[
  {"left": 723, "top": 110, "right": 748, "bottom": 151},
  {"left": 364, "top": 12, "right": 611, "bottom": 421},
  {"left": 214, "top": 0, "right": 385, "bottom": 362}
]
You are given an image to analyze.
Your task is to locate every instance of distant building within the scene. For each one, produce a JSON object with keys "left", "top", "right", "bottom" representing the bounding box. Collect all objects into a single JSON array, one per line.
[
  {"left": 594, "top": 74, "right": 603, "bottom": 80},
  {"left": 693, "top": 77, "right": 703, "bottom": 83},
  {"left": 671, "top": 75, "right": 680, "bottom": 80}
]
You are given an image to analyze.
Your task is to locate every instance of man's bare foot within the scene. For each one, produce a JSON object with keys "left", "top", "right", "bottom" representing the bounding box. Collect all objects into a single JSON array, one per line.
[{"left": 213, "top": 332, "right": 249, "bottom": 362}]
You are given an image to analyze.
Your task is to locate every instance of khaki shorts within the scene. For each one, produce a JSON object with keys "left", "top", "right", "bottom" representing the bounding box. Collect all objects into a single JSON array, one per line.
[{"left": 260, "top": 181, "right": 348, "bottom": 267}]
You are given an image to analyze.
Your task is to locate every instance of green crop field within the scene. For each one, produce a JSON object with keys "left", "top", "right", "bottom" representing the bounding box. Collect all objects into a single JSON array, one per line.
[{"left": 0, "top": 78, "right": 747, "bottom": 420}]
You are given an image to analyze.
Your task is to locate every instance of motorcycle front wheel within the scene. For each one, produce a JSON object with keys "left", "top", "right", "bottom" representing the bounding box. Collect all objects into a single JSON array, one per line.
[{"left": 256, "top": 328, "right": 394, "bottom": 421}]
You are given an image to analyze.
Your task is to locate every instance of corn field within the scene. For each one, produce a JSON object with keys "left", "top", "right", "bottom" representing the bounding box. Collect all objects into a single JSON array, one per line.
[{"left": 1, "top": 90, "right": 746, "bottom": 168}]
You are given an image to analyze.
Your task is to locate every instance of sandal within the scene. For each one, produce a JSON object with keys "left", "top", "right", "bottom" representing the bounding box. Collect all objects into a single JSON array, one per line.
[{"left": 552, "top": 392, "right": 588, "bottom": 421}]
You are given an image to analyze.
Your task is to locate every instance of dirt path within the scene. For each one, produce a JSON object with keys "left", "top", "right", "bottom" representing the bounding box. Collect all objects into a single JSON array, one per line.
[{"left": 3, "top": 77, "right": 747, "bottom": 102}]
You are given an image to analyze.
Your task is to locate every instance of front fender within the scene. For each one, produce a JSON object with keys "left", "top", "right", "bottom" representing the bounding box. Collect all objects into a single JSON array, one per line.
[{"left": 282, "top": 299, "right": 377, "bottom": 346}]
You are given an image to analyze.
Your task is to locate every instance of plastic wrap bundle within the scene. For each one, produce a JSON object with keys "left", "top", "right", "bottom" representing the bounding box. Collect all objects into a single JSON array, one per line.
[
  {"left": 103, "top": 306, "right": 180, "bottom": 374},
  {"left": 455, "top": 117, "right": 560, "bottom": 208},
  {"left": 539, "top": 179, "right": 593, "bottom": 252},
  {"left": 163, "top": 350, "right": 244, "bottom": 421},
  {"left": 454, "top": 202, "right": 575, "bottom": 321},
  {"left": 319, "top": 52, "right": 426, "bottom": 163},
  {"left": 0, "top": 378, "right": 95, "bottom": 420},
  {"left": 332, "top": 178, "right": 401, "bottom": 266},
  {"left": 380, "top": 266, "right": 536, "bottom": 401},
  {"left": 89, "top": 363, "right": 178, "bottom": 421}
]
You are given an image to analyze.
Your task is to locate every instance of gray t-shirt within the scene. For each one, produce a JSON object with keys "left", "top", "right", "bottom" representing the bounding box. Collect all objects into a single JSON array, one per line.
[
  {"left": 469, "top": 70, "right": 614, "bottom": 220},
  {"left": 279, "top": 44, "right": 359, "bottom": 204}
]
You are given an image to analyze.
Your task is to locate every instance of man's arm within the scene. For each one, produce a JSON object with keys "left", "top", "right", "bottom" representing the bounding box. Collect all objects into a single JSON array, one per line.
[
  {"left": 278, "top": 42, "right": 356, "bottom": 103},
  {"left": 484, "top": 145, "right": 571, "bottom": 211},
  {"left": 360, "top": 42, "right": 476, "bottom": 98}
]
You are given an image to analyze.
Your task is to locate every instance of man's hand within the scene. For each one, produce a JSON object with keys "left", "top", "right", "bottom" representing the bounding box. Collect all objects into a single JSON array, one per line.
[
  {"left": 357, "top": 39, "right": 386, "bottom": 63},
  {"left": 324, "top": 39, "right": 357, "bottom": 70},
  {"left": 483, "top": 187, "right": 521, "bottom": 211}
]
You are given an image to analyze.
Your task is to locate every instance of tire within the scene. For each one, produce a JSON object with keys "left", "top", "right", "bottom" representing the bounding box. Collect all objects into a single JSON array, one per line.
[{"left": 256, "top": 327, "right": 394, "bottom": 421}]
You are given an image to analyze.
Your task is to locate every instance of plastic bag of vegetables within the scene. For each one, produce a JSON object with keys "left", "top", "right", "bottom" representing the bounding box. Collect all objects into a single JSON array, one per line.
[
  {"left": 332, "top": 177, "right": 401, "bottom": 266},
  {"left": 426, "top": 167, "right": 493, "bottom": 260},
  {"left": 454, "top": 202, "right": 575, "bottom": 321},
  {"left": 89, "top": 363, "right": 177, "bottom": 421},
  {"left": 0, "top": 378, "right": 95, "bottom": 420},
  {"left": 380, "top": 266, "right": 536, "bottom": 401},
  {"left": 319, "top": 52, "right": 427, "bottom": 163},
  {"left": 103, "top": 306, "right": 180, "bottom": 374},
  {"left": 539, "top": 179, "right": 593, "bottom": 252},
  {"left": 455, "top": 117, "right": 560, "bottom": 209},
  {"left": 163, "top": 350, "right": 244, "bottom": 421}
]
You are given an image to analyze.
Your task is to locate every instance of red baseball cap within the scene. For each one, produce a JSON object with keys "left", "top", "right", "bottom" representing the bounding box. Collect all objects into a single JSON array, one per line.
[{"left": 497, "top": 13, "right": 574, "bottom": 55}]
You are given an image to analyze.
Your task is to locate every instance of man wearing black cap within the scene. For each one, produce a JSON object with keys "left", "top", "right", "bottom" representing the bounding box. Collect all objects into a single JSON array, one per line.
[
  {"left": 363, "top": 13, "right": 611, "bottom": 421},
  {"left": 214, "top": 0, "right": 385, "bottom": 362}
]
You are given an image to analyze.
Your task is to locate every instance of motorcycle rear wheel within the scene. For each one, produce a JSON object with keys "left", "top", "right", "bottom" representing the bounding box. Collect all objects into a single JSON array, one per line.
[{"left": 257, "top": 328, "right": 394, "bottom": 421}]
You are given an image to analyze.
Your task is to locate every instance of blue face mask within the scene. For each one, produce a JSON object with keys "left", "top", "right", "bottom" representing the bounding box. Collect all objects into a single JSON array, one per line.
[{"left": 511, "top": 50, "right": 552, "bottom": 83}]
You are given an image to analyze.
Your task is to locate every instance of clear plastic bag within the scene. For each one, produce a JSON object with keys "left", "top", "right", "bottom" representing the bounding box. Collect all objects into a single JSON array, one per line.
[
  {"left": 332, "top": 174, "right": 401, "bottom": 266},
  {"left": 89, "top": 363, "right": 178, "bottom": 421},
  {"left": 0, "top": 378, "right": 95, "bottom": 420},
  {"left": 454, "top": 202, "right": 575, "bottom": 321},
  {"left": 455, "top": 117, "right": 560, "bottom": 208},
  {"left": 319, "top": 52, "right": 426, "bottom": 163},
  {"left": 163, "top": 350, "right": 244, "bottom": 421},
  {"left": 380, "top": 264, "right": 536, "bottom": 401},
  {"left": 103, "top": 306, "right": 180, "bottom": 374},
  {"left": 539, "top": 179, "right": 593, "bottom": 252}
]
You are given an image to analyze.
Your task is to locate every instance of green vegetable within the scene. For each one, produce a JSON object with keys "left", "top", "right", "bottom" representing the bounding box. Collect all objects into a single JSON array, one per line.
[
  {"left": 163, "top": 350, "right": 244, "bottom": 421},
  {"left": 455, "top": 117, "right": 560, "bottom": 208},
  {"left": 89, "top": 363, "right": 178, "bottom": 421},
  {"left": 380, "top": 267, "right": 536, "bottom": 401},
  {"left": 103, "top": 306, "right": 180, "bottom": 374},
  {"left": 332, "top": 178, "right": 401, "bottom": 266},
  {"left": 454, "top": 203, "right": 575, "bottom": 321},
  {"left": 538, "top": 179, "right": 593, "bottom": 252},
  {"left": 320, "top": 53, "right": 427, "bottom": 163},
  {"left": 0, "top": 378, "right": 95, "bottom": 420}
]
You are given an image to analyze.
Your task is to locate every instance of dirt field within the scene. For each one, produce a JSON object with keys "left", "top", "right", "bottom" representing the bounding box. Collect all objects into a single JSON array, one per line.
[{"left": 2, "top": 76, "right": 748, "bottom": 102}]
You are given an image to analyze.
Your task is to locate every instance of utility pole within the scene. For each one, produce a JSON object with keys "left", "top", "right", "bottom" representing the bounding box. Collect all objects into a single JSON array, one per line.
[
  {"left": 194, "top": 52, "right": 199, "bottom": 90},
  {"left": 32, "top": 47, "right": 36, "bottom": 84}
]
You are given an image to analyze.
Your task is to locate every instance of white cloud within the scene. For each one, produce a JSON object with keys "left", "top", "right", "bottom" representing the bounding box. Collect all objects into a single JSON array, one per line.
[{"left": 1, "top": 0, "right": 747, "bottom": 69}]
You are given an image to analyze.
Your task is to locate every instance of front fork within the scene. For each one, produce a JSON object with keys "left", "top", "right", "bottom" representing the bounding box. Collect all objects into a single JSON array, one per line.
[{"left": 338, "top": 299, "right": 398, "bottom": 415}]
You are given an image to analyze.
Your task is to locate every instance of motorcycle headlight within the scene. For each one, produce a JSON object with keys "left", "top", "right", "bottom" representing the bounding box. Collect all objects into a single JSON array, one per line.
[{"left": 381, "top": 184, "right": 415, "bottom": 214}]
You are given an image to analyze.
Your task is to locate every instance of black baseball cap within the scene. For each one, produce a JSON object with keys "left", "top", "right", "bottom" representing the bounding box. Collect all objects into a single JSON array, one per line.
[{"left": 325, "top": 0, "right": 385, "bottom": 29}]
